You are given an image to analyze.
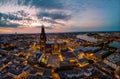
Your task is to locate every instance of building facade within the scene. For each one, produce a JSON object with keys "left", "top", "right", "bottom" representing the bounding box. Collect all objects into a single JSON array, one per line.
[{"left": 40, "top": 25, "right": 46, "bottom": 53}]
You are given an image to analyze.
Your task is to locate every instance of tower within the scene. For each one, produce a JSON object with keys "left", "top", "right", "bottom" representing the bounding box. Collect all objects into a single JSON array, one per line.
[{"left": 40, "top": 25, "right": 46, "bottom": 53}]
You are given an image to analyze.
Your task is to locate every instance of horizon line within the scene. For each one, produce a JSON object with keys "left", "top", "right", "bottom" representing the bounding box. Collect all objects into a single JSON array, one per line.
[{"left": 0, "top": 31, "right": 120, "bottom": 35}]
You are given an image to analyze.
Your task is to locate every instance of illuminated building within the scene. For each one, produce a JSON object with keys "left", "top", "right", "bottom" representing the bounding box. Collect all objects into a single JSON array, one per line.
[
  {"left": 40, "top": 25, "right": 46, "bottom": 53},
  {"left": 60, "top": 42, "right": 67, "bottom": 51},
  {"left": 52, "top": 39, "right": 60, "bottom": 55},
  {"left": 39, "top": 25, "right": 66, "bottom": 55}
]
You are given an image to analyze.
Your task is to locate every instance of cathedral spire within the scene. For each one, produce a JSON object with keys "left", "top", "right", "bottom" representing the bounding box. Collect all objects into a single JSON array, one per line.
[{"left": 40, "top": 25, "right": 46, "bottom": 41}]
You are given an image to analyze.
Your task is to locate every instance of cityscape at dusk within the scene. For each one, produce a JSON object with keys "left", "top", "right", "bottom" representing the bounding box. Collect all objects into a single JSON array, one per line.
[{"left": 0, "top": 0, "right": 120, "bottom": 79}]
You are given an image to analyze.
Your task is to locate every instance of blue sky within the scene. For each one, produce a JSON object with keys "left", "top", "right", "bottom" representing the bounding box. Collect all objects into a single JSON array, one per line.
[{"left": 0, "top": 0, "right": 120, "bottom": 33}]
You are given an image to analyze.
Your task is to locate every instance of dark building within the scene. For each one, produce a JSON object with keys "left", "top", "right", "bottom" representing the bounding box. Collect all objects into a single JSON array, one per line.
[
  {"left": 40, "top": 25, "right": 46, "bottom": 53},
  {"left": 39, "top": 25, "right": 66, "bottom": 55}
]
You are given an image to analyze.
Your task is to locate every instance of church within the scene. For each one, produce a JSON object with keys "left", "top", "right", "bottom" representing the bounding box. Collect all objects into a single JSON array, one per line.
[{"left": 39, "top": 25, "right": 66, "bottom": 55}]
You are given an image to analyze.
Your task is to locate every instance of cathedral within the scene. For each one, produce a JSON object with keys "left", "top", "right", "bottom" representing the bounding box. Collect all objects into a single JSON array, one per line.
[
  {"left": 40, "top": 25, "right": 46, "bottom": 53},
  {"left": 39, "top": 25, "right": 66, "bottom": 55}
]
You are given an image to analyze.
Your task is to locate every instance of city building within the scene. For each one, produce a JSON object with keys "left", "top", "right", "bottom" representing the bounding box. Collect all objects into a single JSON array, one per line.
[
  {"left": 40, "top": 25, "right": 47, "bottom": 53},
  {"left": 94, "top": 49, "right": 110, "bottom": 59},
  {"left": 40, "top": 25, "right": 66, "bottom": 55},
  {"left": 104, "top": 53, "right": 120, "bottom": 70},
  {"left": 52, "top": 39, "right": 60, "bottom": 55}
]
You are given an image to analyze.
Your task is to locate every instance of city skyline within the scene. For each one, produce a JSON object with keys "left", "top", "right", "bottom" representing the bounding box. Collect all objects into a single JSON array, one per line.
[{"left": 0, "top": 0, "right": 120, "bottom": 33}]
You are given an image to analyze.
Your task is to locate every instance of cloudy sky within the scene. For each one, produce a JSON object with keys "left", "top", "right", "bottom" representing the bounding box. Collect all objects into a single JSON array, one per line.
[{"left": 0, "top": 0, "right": 120, "bottom": 33}]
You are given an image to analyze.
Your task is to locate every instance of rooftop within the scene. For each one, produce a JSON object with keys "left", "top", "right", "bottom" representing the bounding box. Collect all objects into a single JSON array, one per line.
[
  {"left": 106, "top": 53, "right": 120, "bottom": 66},
  {"left": 75, "top": 46, "right": 101, "bottom": 52},
  {"left": 77, "top": 34, "right": 102, "bottom": 42}
]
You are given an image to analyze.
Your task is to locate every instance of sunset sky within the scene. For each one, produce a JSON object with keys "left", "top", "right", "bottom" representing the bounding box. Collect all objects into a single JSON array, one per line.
[{"left": 0, "top": 0, "right": 120, "bottom": 33}]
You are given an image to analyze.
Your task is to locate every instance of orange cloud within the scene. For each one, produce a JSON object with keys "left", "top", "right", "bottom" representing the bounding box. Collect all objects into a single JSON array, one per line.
[{"left": 0, "top": 28, "right": 12, "bottom": 33}]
